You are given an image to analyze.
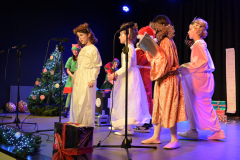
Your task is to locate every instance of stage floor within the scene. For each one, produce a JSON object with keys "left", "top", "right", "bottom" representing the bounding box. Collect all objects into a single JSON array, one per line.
[{"left": 0, "top": 113, "right": 239, "bottom": 160}]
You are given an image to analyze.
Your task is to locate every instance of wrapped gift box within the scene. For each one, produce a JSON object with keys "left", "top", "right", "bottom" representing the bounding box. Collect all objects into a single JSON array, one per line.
[
  {"left": 52, "top": 122, "right": 93, "bottom": 160},
  {"left": 212, "top": 101, "right": 226, "bottom": 115},
  {"left": 212, "top": 101, "right": 226, "bottom": 110},
  {"left": 217, "top": 115, "right": 227, "bottom": 122},
  {"left": 216, "top": 110, "right": 225, "bottom": 115}
]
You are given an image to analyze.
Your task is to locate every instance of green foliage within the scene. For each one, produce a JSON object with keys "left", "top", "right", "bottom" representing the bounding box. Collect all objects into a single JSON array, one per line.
[
  {"left": 27, "top": 46, "right": 68, "bottom": 116},
  {"left": 0, "top": 125, "right": 42, "bottom": 157}
]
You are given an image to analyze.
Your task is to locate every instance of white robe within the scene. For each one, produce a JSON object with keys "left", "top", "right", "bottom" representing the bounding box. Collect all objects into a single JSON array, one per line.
[
  {"left": 70, "top": 45, "right": 102, "bottom": 127},
  {"left": 180, "top": 40, "right": 221, "bottom": 131},
  {"left": 110, "top": 44, "right": 151, "bottom": 128}
]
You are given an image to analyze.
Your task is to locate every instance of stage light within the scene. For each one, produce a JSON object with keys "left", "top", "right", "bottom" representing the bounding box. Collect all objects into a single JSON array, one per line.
[{"left": 123, "top": 6, "right": 129, "bottom": 12}]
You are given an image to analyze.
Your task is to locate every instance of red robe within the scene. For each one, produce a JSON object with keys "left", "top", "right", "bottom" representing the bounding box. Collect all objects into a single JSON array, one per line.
[{"left": 136, "top": 48, "right": 153, "bottom": 116}]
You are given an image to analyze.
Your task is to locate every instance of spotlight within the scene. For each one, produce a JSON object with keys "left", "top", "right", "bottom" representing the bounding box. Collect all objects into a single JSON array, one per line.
[{"left": 123, "top": 6, "right": 129, "bottom": 12}]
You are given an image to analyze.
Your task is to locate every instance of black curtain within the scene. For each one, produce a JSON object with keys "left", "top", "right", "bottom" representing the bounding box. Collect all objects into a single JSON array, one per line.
[
  {"left": 133, "top": 0, "right": 240, "bottom": 116},
  {"left": 0, "top": 0, "right": 239, "bottom": 116}
]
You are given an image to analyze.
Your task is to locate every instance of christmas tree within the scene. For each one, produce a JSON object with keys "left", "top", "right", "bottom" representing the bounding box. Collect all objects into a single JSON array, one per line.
[{"left": 27, "top": 45, "right": 68, "bottom": 116}]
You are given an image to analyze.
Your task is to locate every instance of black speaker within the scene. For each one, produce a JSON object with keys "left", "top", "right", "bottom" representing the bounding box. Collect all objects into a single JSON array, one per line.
[{"left": 95, "top": 90, "right": 111, "bottom": 115}]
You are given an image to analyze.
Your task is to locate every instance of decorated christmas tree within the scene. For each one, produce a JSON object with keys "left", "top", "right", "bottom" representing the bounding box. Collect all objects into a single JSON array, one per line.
[{"left": 27, "top": 45, "right": 68, "bottom": 116}]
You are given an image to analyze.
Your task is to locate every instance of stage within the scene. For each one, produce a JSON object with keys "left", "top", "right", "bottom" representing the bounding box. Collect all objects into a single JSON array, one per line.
[{"left": 0, "top": 113, "right": 239, "bottom": 160}]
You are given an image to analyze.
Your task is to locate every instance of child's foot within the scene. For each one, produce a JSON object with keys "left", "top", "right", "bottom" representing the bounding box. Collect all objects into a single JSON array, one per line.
[
  {"left": 207, "top": 130, "right": 226, "bottom": 140},
  {"left": 133, "top": 126, "right": 150, "bottom": 133},
  {"left": 61, "top": 107, "right": 69, "bottom": 118},
  {"left": 163, "top": 141, "right": 180, "bottom": 150},
  {"left": 141, "top": 138, "right": 161, "bottom": 144},
  {"left": 108, "top": 126, "right": 121, "bottom": 131},
  {"left": 177, "top": 130, "right": 199, "bottom": 139},
  {"left": 142, "top": 123, "right": 154, "bottom": 130},
  {"left": 115, "top": 129, "right": 134, "bottom": 136}
]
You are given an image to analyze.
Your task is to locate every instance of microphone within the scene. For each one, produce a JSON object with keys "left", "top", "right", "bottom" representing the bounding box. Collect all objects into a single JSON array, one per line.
[
  {"left": 184, "top": 34, "right": 194, "bottom": 47},
  {"left": 12, "top": 45, "right": 27, "bottom": 49},
  {"left": 51, "top": 38, "right": 69, "bottom": 42},
  {"left": 116, "top": 22, "right": 135, "bottom": 33},
  {"left": 0, "top": 50, "right": 5, "bottom": 53}
]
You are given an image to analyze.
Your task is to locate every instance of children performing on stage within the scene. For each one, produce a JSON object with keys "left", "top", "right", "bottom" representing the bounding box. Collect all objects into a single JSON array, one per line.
[
  {"left": 108, "top": 22, "right": 151, "bottom": 136},
  {"left": 141, "top": 15, "right": 187, "bottom": 149},
  {"left": 62, "top": 44, "right": 80, "bottom": 118},
  {"left": 70, "top": 23, "right": 102, "bottom": 127},
  {"left": 178, "top": 18, "right": 226, "bottom": 140},
  {"left": 100, "top": 58, "right": 119, "bottom": 90}
]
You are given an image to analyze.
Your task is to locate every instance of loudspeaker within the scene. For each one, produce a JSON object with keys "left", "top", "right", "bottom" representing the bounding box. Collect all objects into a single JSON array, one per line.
[{"left": 95, "top": 90, "right": 110, "bottom": 115}]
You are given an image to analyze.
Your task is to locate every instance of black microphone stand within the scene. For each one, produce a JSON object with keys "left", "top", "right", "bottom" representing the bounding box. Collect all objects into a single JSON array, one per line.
[
  {"left": 33, "top": 42, "right": 65, "bottom": 133},
  {"left": 94, "top": 28, "right": 157, "bottom": 160},
  {"left": 1, "top": 49, "right": 37, "bottom": 128}
]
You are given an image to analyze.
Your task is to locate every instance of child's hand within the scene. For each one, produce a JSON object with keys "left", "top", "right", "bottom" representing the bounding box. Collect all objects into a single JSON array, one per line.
[
  {"left": 109, "top": 80, "right": 114, "bottom": 84},
  {"left": 88, "top": 82, "right": 93, "bottom": 88},
  {"left": 145, "top": 51, "right": 153, "bottom": 62},
  {"left": 108, "top": 73, "right": 115, "bottom": 81},
  {"left": 176, "top": 68, "right": 181, "bottom": 73}
]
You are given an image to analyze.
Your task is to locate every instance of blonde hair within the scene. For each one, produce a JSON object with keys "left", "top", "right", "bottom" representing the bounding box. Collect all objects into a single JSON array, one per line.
[
  {"left": 191, "top": 18, "right": 208, "bottom": 38},
  {"left": 120, "top": 23, "right": 138, "bottom": 43}
]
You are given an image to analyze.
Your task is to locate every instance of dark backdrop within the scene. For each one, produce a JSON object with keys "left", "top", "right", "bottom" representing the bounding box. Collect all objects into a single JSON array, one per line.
[{"left": 0, "top": 0, "right": 239, "bottom": 116}]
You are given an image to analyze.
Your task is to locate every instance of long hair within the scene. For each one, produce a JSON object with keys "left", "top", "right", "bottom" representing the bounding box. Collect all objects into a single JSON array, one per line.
[
  {"left": 150, "top": 15, "right": 175, "bottom": 44},
  {"left": 120, "top": 22, "right": 138, "bottom": 44},
  {"left": 73, "top": 23, "right": 98, "bottom": 46}
]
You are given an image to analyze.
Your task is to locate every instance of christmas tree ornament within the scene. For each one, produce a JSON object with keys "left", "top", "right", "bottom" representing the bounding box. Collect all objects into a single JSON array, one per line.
[
  {"left": 35, "top": 81, "right": 39, "bottom": 85},
  {"left": 55, "top": 83, "right": 59, "bottom": 88},
  {"left": 21, "top": 100, "right": 28, "bottom": 106},
  {"left": 43, "top": 68, "right": 47, "bottom": 73},
  {"left": 32, "top": 95, "right": 36, "bottom": 100},
  {"left": 50, "top": 55, "right": 54, "bottom": 60},
  {"left": 17, "top": 100, "right": 28, "bottom": 112},
  {"left": 40, "top": 95, "right": 45, "bottom": 100},
  {"left": 50, "top": 70, "right": 54, "bottom": 75},
  {"left": 5, "top": 102, "right": 16, "bottom": 112}
]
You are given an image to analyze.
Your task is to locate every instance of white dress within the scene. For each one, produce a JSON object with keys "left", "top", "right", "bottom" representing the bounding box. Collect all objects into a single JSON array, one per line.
[
  {"left": 180, "top": 40, "right": 221, "bottom": 131},
  {"left": 70, "top": 45, "right": 102, "bottom": 127},
  {"left": 110, "top": 44, "right": 151, "bottom": 128}
]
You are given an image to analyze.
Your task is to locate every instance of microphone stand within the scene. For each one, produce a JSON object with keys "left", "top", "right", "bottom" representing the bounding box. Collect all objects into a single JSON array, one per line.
[
  {"left": 94, "top": 28, "right": 157, "bottom": 160},
  {"left": 1, "top": 49, "right": 37, "bottom": 128}
]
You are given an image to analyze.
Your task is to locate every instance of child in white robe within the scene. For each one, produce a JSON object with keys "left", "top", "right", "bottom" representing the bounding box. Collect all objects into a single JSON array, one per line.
[
  {"left": 108, "top": 23, "right": 151, "bottom": 136},
  {"left": 70, "top": 23, "right": 102, "bottom": 127}
]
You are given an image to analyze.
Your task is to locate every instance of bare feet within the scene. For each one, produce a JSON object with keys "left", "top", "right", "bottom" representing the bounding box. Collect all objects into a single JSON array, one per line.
[{"left": 141, "top": 138, "right": 161, "bottom": 144}]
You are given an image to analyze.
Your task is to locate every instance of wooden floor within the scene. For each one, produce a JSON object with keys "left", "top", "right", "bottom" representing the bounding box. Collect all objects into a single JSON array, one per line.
[{"left": 0, "top": 113, "right": 239, "bottom": 160}]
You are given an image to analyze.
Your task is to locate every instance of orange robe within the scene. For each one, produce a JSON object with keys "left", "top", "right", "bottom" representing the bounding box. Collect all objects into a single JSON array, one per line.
[{"left": 146, "top": 38, "right": 187, "bottom": 128}]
